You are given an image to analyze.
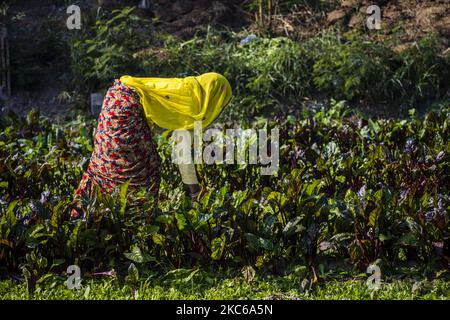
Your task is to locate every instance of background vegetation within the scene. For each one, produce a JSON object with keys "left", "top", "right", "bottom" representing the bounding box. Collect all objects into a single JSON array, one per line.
[
  {"left": 68, "top": 7, "right": 449, "bottom": 119},
  {"left": 0, "top": 1, "right": 449, "bottom": 299}
]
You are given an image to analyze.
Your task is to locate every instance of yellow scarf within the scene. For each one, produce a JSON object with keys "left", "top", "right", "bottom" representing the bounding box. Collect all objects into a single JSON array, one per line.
[{"left": 120, "top": 72, "right": 233, "bottom": 130}]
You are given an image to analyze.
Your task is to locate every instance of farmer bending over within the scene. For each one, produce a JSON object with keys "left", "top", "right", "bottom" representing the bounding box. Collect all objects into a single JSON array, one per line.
[{"left": 70, "top": 73, "right": 233, "bottom": 219}]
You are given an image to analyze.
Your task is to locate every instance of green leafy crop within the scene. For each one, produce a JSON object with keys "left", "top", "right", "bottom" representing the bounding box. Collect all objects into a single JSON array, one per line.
[{"left": 1, "top": 101, "right": 448, "bottom": 285}]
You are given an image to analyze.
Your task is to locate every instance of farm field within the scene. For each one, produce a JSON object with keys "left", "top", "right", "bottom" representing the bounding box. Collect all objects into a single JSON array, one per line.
[
  {"left": 1, "top": 103, "right": 449, "bottom": 300},
  {"left": 1, "top": 1, "right": 449, "bottom": 301}
]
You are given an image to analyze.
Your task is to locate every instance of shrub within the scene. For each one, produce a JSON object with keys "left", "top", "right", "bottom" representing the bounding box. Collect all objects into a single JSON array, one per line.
[
  {"left": 392, "top": 36, "right": 450, "bottom": 105},
  {"left": 69, "top": 6, "right": 153, "bottom": 95},
  {"left": 311, "top": 34, "right": 397, "bottom": 103},
  {"left": 139, "top": 32, "right": 315, "bottom": 118},
  {"left": 138, "top": 30, "right": 449, "bottom": 119}
]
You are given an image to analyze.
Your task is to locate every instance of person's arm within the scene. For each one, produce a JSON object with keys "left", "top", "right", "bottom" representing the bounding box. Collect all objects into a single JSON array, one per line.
[
  {"left": 173, "top": 130, "right": 203, "bottom": 200},
  {"left": 178, "top": 162, "right": 201, "bottom": 199}
]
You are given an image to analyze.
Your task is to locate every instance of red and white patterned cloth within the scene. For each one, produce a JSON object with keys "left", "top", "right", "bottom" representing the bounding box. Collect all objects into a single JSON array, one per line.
[{"left": 71, "top": 79, "right": 161, "bottom": 219}]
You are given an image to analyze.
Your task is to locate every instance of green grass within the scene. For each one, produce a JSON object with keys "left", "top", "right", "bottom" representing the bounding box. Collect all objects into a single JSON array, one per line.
[{"left": 1, "top": 272, "right": 449, "bottom": 300}]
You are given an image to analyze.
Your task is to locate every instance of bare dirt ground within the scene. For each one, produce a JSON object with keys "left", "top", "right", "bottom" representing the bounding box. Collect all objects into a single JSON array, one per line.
[{"left": 268, "top": 0, "right": 450, "bottom": 48}]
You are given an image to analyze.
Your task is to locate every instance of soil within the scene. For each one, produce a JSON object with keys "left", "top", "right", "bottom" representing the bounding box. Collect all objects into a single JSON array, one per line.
[
  {"left": 268, "top": 0, "right": 450, "bottom": 46},
  {"left": 1, "top": 0, "right": 449, "bottom": 119}
]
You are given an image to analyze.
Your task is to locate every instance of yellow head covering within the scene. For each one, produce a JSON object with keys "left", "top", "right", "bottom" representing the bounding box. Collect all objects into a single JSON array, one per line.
[{"left": 120, "top": 72, "right": 233, "bottom": 130}]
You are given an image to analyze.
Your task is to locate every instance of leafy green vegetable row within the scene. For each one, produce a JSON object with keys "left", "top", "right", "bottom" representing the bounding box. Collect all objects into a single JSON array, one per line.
[{"left": 0, "top": 102, "right": 449, "bottom": 285}]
